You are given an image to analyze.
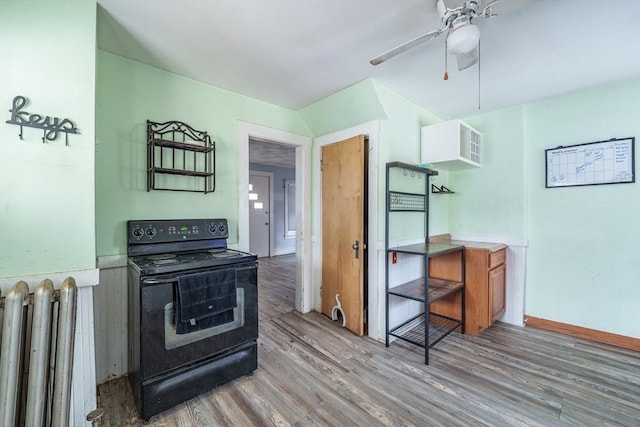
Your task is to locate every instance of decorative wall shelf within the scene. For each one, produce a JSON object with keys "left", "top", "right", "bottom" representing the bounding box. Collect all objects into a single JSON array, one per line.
[
  {"left": 431, "top": 184, "right": 455, "bottom": 194},
  {"left": 147, "top": 120, "right": 215, "bottom": 193}
]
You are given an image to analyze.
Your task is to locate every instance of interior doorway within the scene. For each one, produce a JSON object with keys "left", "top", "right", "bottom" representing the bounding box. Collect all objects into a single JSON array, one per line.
[{"left": 237, "top": 121, "right": 312, "bottom": 314}]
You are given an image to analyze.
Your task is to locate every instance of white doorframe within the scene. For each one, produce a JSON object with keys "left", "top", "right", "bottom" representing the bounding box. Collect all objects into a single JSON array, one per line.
[
  {"left": 237, "top": 121, "right": 312, "bottom": 313},
  {"left": 249, "top": 170, "right": 274, "bottom": 257},
  {"left": 313, "top": 121, "right": 381, "bottom": 340}
]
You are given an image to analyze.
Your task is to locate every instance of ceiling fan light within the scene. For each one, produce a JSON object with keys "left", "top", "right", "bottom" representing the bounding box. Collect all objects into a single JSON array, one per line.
[
  {"left": 447, "top": 23, "right": 480, "bottom": 55},
  {"left": 456, "top": 46, "right": 479, "bottom": 70}
]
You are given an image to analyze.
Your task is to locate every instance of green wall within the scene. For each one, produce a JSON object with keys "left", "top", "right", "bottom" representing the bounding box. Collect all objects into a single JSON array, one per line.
[
  {"left": 451, "top": 105, "right": 527, "bottom": 237},
  {"left": 452, "top": 76, "right": 640, "bottom": 338},
  {"left": 371, "top": 81, "right": 448, "bottom": 237},
  {"left": 524, "top": 77, "right": 640, "bottom": 338},
  {"left": 298, "top": 79, "right": 387, "bottom": 137},
  {"left": 0, "top": 0, "right": 97, "bottom": 278},
  {"left": 95, "top": 50, "right": 310, "bottom": 256}
]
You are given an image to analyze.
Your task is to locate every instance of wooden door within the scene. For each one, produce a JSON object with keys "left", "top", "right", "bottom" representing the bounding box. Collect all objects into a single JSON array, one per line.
[
  {"left": 321, "top": 135, "right": 366, "bottom": 336},
  {"left": 249, "top": 172, "right": 271, "bottom": 257}
]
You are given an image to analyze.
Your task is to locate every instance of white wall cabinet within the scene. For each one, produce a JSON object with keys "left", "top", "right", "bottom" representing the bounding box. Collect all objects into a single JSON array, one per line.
[{"left": 421, "top": 119, "right": 482, "bottom": 170}]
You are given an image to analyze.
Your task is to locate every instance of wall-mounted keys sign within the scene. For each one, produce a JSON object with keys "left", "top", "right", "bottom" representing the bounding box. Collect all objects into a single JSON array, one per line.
[{"left": 6, "top": 95, "right": 79, "bottom": 146}]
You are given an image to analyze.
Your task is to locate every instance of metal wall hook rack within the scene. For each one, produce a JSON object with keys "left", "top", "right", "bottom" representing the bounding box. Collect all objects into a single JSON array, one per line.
[
  {"left": 6, "top": 95, "right": 79, "bottom": 146},
  {"left": 393, "top": 161, "right": 437, "bottom": 180},
  {"left": 431, "top": 184, "right": 455, "bottom": 194}
]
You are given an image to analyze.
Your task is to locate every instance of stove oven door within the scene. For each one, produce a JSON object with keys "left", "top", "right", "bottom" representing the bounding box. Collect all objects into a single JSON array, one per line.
[{"left": 138, "top": 261, "right": 258, "bottom": 380}]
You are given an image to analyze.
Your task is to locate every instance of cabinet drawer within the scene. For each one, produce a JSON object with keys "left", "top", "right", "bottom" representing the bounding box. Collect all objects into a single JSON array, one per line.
[{"left": 488, "top": 248, "right": 506, "bottom": 269}]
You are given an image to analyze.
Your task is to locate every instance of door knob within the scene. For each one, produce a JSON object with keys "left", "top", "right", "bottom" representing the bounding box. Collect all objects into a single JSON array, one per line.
[{"left": 352, "top": 240, "right": 360, "bottom": 259}]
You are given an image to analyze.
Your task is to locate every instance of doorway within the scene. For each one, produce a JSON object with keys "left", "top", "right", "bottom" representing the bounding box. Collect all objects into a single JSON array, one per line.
[
  {"left": 238, "top": 121, "right": 381, "bottom": 338},
  {"left": 238, "top": 121, "right": 312, "bottom": 314},
  {"left": 248, "top": 171, "right": 273, "bottom": 257}
]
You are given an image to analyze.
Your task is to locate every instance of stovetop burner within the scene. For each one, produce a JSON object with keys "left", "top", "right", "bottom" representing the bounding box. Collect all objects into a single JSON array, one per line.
[
  {"left": 152, "top": 258, "right": 179, "bottom": 265},
  {"left": 208, "top": 249, "right": 240, "bottom": 258},
  {"left": 148, "top": 254, "right": 178, "bottom": 260},
  {"left": 148, "top": 254, "right": 179, "bottom": 265}
]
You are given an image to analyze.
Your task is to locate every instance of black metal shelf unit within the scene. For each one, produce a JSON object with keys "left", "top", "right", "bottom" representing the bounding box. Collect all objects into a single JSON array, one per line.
[
  {"left": 385, "top": 161, "right": 465, "bottom": 365},
  {"left": 147, "top": 120, "right": 216, "bottom": 193}
]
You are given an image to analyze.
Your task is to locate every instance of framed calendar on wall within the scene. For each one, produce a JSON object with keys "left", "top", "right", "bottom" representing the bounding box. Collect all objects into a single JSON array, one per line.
[{"left": 545, "top": 137, "right": 635, "bottom": 188}]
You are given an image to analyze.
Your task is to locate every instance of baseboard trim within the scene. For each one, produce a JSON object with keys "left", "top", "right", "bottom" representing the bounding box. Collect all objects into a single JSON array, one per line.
[
  {"left": 525, "top": 315, "right": 640, "bottom": 352},
  {"left": 272, "top": 248, "right": 296, "bottom": 256}
]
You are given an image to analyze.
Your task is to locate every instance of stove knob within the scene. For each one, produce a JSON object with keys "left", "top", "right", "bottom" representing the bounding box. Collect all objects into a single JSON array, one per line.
[
  {"left": 209, "top": 224, "right": 217, "bottom": 234},
  {"left": 218, "top": 224, "right": 226, "bottom": 233},
  {"left": 132, "top": 227, "right": 144, "bottom": 238},
  {"left": 145, "top": 227, "right": 157, "bottom": 237}
]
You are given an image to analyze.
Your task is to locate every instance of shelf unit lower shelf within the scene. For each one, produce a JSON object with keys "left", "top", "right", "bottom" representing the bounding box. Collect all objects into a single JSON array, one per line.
[
  {"left": 388, "top": 277, "right": 463, "bottom": 302},
  {"left": 387, "top": 275, "right": 463, "bottom": 350},
  {"left": 385, "top": 243, "right": 465, "bottom": 365},
  {"left": 389, "top": 312, "right": 462, "bottom": 349}
]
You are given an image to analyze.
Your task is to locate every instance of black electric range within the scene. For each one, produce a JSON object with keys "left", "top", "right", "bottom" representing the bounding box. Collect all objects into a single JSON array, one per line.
[{"left": 126, "top": 218, "right": 258, "bottom": 421}]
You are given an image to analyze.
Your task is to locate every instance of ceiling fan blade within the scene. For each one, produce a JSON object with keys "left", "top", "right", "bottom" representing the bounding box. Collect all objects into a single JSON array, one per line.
[
  {"left": 455, "top": 45, "right": 479, "bottom": 70},
  {"left": 369, "top": 28, "right": 445, "bottom": 66},
  {"left": 481, "top": 0, "right": 500, "bottom": 17}
]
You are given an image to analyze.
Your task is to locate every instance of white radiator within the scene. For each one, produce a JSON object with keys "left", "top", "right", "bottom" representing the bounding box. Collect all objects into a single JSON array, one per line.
[{"left": 0, "top": 277, "right": 77, "bottom": 427}]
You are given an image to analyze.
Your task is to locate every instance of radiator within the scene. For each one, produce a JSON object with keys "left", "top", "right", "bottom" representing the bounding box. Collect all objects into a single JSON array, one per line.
[{"left": 0, "top": 277, "right": 77, "bottom": 427}]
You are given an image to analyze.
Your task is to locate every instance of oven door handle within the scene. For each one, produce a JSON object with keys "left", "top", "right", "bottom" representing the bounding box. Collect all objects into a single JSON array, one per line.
[
  {"left": 141, "top": 263, "right": 255, "bottom": 285},
  {"left": 142, "top": 277, "right": 178, "bottom": 285}
]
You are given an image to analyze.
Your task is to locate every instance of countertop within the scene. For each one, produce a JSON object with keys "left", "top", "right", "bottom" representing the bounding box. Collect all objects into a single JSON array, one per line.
[{"left": 429, "top": 234, "right": 506, "bottom": 252}]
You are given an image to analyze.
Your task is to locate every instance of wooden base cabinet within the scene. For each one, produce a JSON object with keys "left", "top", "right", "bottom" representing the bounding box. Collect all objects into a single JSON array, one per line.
[{"left": 430, "top": 242, "right": 506, "bottom": 336}]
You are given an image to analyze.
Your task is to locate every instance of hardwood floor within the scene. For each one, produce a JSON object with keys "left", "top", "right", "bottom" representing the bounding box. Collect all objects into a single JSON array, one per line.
[
  {"left": 97, "top": 254, "right": 640, "bottom": 426},
  {"left": 257, "top": 254, "right": 296, "bottom": 322}
]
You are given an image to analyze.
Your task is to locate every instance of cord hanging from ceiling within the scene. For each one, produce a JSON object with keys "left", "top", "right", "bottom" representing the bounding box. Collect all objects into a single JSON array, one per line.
[
  {"left": 477, "top": 39, "right": 481, "bottom": 109},
  {"left": 443, "top": 35, "right": 449, "bottom": 80}
]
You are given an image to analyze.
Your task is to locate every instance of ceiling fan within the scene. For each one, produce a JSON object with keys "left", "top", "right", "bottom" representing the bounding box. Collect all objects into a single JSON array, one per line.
[{"left": 369, "top": 0, "right": 499, "bottom": 71}]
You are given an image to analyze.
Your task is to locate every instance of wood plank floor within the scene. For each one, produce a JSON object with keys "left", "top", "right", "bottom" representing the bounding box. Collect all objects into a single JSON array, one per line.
[{"left": 97, "top": 254, "right": 640, "bottom": 426}]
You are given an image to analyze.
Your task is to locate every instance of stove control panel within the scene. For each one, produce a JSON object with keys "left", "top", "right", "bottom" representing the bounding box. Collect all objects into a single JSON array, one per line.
[{"left": 128, "top": 218, "right": 229, "bottom": 243}]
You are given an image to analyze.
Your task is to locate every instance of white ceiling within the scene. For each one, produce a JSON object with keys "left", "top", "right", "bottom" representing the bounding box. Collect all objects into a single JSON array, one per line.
[{"left": 97, "top": 0, "right": 640, "bottom": 120}]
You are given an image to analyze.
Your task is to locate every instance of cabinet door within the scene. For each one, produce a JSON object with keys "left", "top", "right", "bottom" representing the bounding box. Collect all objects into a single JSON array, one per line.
[{"left": 489, "top": 264, "right": 506, "bottom": 323}]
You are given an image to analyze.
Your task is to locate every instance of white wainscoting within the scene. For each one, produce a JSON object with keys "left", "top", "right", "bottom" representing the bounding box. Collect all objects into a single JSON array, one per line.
[
  {"left": 70, "top": 285, "right": 98, "bottom": 426},
  {"left": 0, "top": 270, "right": 99, "bottom": 427},
  {"left": 95, "top": 255, "right": 129, "bottom": 384}
]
